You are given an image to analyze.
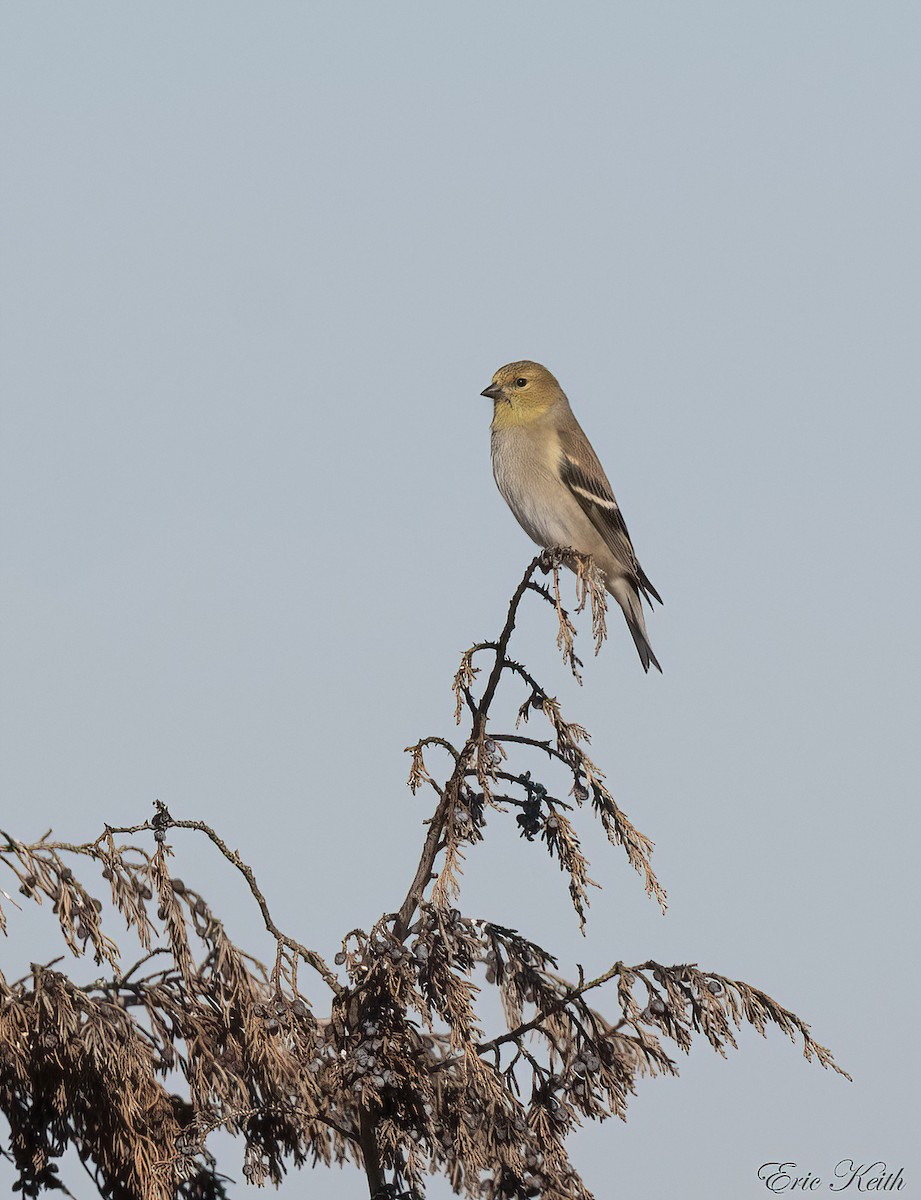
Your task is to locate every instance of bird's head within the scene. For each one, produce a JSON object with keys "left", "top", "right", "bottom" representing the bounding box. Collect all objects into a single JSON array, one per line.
[{"left": 481, "top": 361, "right": 565, "bottom": 427}]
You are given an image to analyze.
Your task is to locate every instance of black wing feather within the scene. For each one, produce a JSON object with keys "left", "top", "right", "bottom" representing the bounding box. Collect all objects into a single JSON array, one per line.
[{"left": 559, "top": 452, "right": 662, "bottom": 607}]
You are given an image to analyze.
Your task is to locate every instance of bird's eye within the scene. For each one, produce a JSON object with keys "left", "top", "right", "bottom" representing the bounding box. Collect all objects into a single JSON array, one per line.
[{"left": 515, "top": 377, "right": 528, "bottom": 388}]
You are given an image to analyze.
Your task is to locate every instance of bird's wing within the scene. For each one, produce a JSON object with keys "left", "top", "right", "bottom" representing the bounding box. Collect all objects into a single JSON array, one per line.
[{"left": 558, "top": 427, "right": 662, "bottom": 606}]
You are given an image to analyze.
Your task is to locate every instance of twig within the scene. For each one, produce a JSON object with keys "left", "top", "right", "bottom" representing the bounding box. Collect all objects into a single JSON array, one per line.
[
  {"left": 161, "top": 816, "right": 342, "bottom": 995},
  {"left": 432, "top": 962, "right": 626, "bottom": 1074},
  {"left": 491, "top": 733, "right": 573, "bottom": 766},
  {"left": 118, "top": 947, "right": 170, "bottom": 986},
  {"left": 393, "top": 556, "right": 544, "bottom": 940}
]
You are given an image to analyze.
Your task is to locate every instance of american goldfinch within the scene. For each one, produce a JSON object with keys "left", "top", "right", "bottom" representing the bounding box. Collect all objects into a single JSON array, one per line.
[{"left": 482, "top": 360, "right": 662, "bottom": 672}]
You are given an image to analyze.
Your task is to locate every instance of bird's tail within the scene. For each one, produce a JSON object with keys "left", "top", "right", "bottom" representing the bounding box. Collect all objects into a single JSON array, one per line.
[{"left": 611, "top": 579, "right": 662, "bottom": 674}]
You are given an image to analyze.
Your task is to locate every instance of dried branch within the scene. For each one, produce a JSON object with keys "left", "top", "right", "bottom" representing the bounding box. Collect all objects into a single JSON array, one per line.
[
  {"left": 393, "top": 555, "right": 546, "bottom": 941},
  {"left": 0, "top": 555, "right": 847, "bottom": 1200},
  {"left": 154, "top": 808, "right": 341, "bottom": 995}
]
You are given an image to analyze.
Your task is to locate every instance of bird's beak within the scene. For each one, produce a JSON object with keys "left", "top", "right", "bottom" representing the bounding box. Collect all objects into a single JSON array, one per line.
[{"left": 480, "top": 384, "right": 503, "bottom": 401}]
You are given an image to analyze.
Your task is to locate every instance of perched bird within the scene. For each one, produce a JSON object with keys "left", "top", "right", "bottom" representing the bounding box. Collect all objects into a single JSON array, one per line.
[{"left": 482, "top": 360, "right": 662, "bottom": 672}]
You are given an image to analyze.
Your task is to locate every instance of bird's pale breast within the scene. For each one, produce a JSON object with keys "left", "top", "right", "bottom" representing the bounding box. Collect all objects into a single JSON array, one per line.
[{"left": 491, "top": 424, "right": 609, "bottom": 559}]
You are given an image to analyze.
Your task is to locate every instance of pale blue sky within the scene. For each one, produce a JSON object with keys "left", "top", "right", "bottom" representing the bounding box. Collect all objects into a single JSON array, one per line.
[{"left": 1, "top": 4, "right": 918, "bottom": 1197}]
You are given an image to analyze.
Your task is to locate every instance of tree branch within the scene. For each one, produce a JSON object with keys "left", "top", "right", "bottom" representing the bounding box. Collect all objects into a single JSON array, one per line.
[
  {"left": 431, "top": 961, "right": 626, "bottom": 1074},
  {"left": 393, "top": 556, "right": 544, "bottom": 940},
  {"left": 161, "top": 814, "right": 342, "bottom": 995}
]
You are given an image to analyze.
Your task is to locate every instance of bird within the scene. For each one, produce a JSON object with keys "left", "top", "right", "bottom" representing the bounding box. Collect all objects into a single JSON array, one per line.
[{"left": 482, "top": 360, "right": 662, "bottom": 672}]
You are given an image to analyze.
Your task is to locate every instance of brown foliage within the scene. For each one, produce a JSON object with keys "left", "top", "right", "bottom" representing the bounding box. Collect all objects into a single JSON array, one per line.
[{"left": 0, "top": 552, "right": 847, "bottom": 1199}]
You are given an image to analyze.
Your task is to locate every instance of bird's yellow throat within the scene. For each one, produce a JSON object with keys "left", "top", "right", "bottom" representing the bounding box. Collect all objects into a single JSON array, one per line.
[{"left": 490, "top": 397, "right": 556, "bottom": 432}]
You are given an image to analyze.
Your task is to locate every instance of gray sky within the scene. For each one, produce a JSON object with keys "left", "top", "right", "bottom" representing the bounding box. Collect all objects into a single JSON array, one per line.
[{"left": 1, "top": 3, "right": 918, "bottom": 1196}]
